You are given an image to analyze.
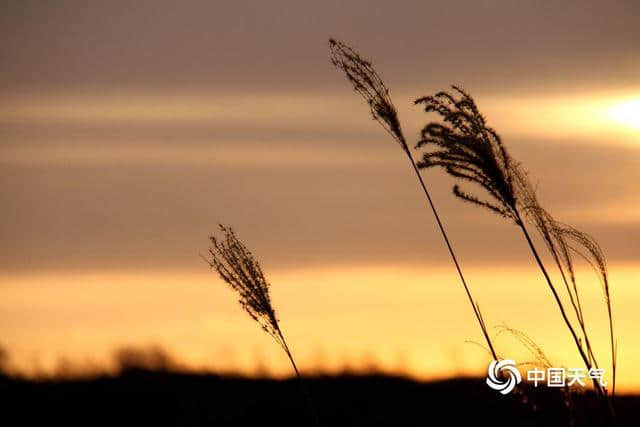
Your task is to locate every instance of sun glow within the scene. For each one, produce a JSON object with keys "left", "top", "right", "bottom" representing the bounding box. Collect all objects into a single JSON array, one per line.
[
  {"left": 3, "top": 91, "right": 639, "bottom": 145},
  {"left": 608, "top": 98, "right": 640, "bottom": 131}
]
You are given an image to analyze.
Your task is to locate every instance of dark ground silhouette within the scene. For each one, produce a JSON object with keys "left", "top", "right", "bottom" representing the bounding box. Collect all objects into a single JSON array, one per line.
[{"left": 1, "top": 370, "right": 637, "bottom": 426}]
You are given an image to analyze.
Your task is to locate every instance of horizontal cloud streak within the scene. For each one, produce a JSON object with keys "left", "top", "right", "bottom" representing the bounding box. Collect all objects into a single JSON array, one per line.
[{"left": 1, "top": 136, "right": 638, "bottom": 272}]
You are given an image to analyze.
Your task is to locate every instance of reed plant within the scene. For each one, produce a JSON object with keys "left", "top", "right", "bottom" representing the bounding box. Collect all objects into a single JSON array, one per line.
[
  {"left": 205, "top": 224, "right": 319, "bottom": 425},
  {"left": 413, "top": 87, "right": 616, "bottom": 412},
  {"left": 329, "top": 38, "right": 498, "bottom": 362},
  {"left": 329, "top": 39, "right": 616, "bottom": 419}
]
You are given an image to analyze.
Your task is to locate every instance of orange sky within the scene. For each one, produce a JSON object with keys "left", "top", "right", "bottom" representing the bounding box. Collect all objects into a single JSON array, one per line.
[{"left": 1, "top": 1, "right": 639, "bottom": 392}]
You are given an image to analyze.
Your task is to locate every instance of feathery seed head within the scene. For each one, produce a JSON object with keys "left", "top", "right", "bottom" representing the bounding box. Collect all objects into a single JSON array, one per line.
[
  {"left": 329, "top": 38, "right": 407, "bottom": 151},
  {"left": 414, "top": 86, "right": 520, "bottom": 222},
  {"left": 206, "top": 225, "right": 286, "bottom": 349}
]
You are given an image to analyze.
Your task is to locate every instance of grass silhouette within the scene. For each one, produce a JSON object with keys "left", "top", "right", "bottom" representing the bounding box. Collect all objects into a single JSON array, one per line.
[
  {"left": 205, "top": 224, "right": 319, "bottom": 425},
  {"left": 329, "top": 38, "right": 498, "bottom": 362},
  {"left": 414, "top": 86, "right": 617, "bottom": 419},
  {"left": 196, "top": 40, "right": 619, "bottom": 425}
]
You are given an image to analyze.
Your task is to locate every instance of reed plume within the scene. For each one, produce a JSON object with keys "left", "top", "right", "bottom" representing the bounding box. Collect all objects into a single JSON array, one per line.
[
  {"left": 205, "top": 224, "right": 319, "bottom": 425},
  {"left": 550, "top": 218, "right": 616, "bottom": 395},
  {"left": 514, "top": 171, "right": 616, "bottom": 397},
  {"left": 495, "top": 325, "right": 553, "bottom": 370},
  {"left": 329, "top": 39, "right": 498, "bottom": 361},
  {"left": 328, "top": 39, "right": 407, "bottom": 151},
  {"left": 414, "top": 86, "right": 616, "bottom": 401}
]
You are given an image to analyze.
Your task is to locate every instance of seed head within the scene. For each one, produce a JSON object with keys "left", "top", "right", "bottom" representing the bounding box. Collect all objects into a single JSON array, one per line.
[
  {"left": 329, "top": 38, "right": 407, "bottom": 151},
  {"left": 205, "top": 225, "right": 286, "bottom": 349}
]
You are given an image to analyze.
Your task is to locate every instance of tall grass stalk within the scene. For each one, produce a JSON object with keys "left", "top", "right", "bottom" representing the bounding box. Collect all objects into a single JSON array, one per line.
[
  {"left": 329, "top": 39, "right": 498, "bottom": 361},
  {"left": 413, "top": 87, "right": 616, "bottom": 410},
  {"left": 205, "top": 224, "right": 319, "bottom": 425}
]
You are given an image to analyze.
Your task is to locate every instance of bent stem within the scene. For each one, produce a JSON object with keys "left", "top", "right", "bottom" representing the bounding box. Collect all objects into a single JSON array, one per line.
[
  {"left": 548, "top": 242, "right": 600, "bottom": 371},
  {"left": 516, "top": 216, "right": 604, "bottom": 397},
  {"left": 329, "top": 39, "right": 497, "bottom": 362},
  {"left": 608, "top": 304, "right": 616, "bottom": 397},
  {"left": 518, "top": 218, "right": 618, "bottom": 425},
  {"left": 406, "top": 149, "right": 498, "bottom": 361},
  {"left": 275, "top": 325, "right": 320, "bottom": 426}
]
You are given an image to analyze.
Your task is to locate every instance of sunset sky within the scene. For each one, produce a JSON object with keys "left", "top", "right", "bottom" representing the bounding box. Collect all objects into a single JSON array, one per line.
[{"left": 1, "top": 1, "right": 639, "bottom": 391}]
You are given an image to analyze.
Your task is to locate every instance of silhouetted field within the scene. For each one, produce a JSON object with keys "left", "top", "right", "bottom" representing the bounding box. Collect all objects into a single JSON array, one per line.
[{"left": 1, "top": 370, "right": 636, "bottom": 426}]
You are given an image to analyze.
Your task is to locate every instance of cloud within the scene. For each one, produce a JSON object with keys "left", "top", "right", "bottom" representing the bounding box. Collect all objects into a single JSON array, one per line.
[
  {"left": 1, "top": 134, "right": 638, "bottom": 272},
  {"left": 1, "top": 1, "right": 638, "bottom": 93},
  {"left": 0, "top": 1, "right": 638, "bottom": 272}
]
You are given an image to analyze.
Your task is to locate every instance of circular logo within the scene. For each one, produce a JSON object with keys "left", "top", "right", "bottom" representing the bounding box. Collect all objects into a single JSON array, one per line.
[{"left": 486, "top": 359, "right": 522, "bottom": 395}]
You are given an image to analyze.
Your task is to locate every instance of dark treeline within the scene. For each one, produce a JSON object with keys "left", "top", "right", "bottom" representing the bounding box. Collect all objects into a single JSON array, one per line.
[{"left": 2, "top": 369, "right": 638, "bottom": 427}]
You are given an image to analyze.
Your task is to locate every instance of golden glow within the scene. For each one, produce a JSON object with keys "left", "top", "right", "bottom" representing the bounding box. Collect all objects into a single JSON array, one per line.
[
  {"left": 608, "top": 98, "right": 640, "bottom": 130},
  {"left": 461, "top": 92, "right": 640, "bottom": 142},
  {"left": 1, "top": 88, "right": 638, "bottom": 391},
  {"left": 2, "top": 90, "right": 639, "bottom": 147},
  {"left": 1, "top": 266, "right": 638, "bottom": 391}
]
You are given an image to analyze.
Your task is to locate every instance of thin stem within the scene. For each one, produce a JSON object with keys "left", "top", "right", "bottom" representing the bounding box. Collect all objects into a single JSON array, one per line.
[
  {"left": 607, "top": 302, "right": 616, "bottom": 396},
  {"left": 516, "top": 217, "right": 604, "bottom": 397},
  {"left": 406, "top": 149, "right": 498, "bottom": 361},
  {"left": 277, "top": 328, "right": 320, "bottom": 426},
  {"left": 553, "top": 255, "right": 600, "bottom": 370}
]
